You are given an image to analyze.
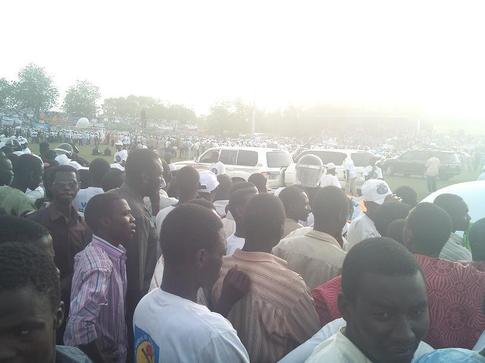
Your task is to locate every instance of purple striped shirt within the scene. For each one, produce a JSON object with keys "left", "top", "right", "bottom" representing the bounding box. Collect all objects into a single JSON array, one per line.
[{"left": 64, "top": 235, "right": 127, "bottom": 363}]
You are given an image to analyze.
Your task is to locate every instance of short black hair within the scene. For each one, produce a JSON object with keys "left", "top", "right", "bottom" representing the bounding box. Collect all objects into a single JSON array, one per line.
[
  {"left": 278, "top": 186, "right": 305, "bottom": 214},
  {"left": 228, "top": 186, "right": 258, "bottom": 213},
  {"left": 374, "top": 201, "right": 411, "bottom": 236},
  {"left": 125, "top": 149, "right": 160, "bottom": 185},
  {"left": 387, "top": 218, "right": 406, "bottom": 244},
  {"left": 433, "top": 193, "right": 467, "bottom": 229},
  {"left": 342, "top": 237, "right": 422, "bottom": 301},
  {"left": 50, "top": 165, "right": 78, "bottom": 181},
  {"left": 84, "top": 193, "right": 123, "bottom": 233},
  {"left": 312, "top": 186, "right": 349, "bottom": 224},
  {"left": 406, "top": 202, "right": 452, "bottom": 255},
  {"left": 395, "top": 186, "right": 418, "bottom": 207},
  {"left": 89, "top": 158, "right": 111, "bottom": 184},
  {"left": 230, "top": 181, "right": 256, "bottom": 194},
  {"left": 174, "top": 166, "right": 200, "bottom": 196},
  {"left": 243, "top": 194, "right": 285, "bottom": 245},
  {"left": 12, "top": 153, "right": 42, "bottom": 177},
  {"left": 101, "top": 169, "right": 124, "bottom": 192},
  {"left": 469, "top": 218, "right": 485, "bottom": 261},
  {"left": 160, "top": 204, "right": 223, "bottom": 267},
  {"left": 0, "top": 215, "right": 49, "bottom": 245},
  {"left": 0, "top": 242, "right": 60, "bottom": 312},
  {"left": 248, "top": 173, "right": 267, "bottom": 193}
]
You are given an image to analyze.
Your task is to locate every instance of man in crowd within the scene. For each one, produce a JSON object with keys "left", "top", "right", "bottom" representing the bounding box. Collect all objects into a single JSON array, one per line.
[
  {"left": 225, "top": 183, "right": 258, "bottom": 256},
  {"left": 155, "top": 165, "right": 199, "bottom": 233},
  {"left": 0, "top": 242, "right": 92, "bottom": 362},
  {"left": 108, "top": 149, "right": 162, "bottom": 352},
  {"left": 319, "top": 163, "right": 341, "bottom": 188},
  {"left": 346, "top": 179, "right": 392, "bottom": 250},
  {"left": 469, "top": 218, "right": 485, "bottom": 264},
  {"left": 72, "top": 158, "right": 110, "bottom": 215},
  {"left": 134, "top": 204, "right": 250, "bottom": 362},
  {"left": 213, "top": 194, "right": 320, "bottom": 362},
  {"left": 425, "top": 155, "right": 440, "bottom": 193},
  {"left": 0, "top": 154, "right": 39, "bottom": 216},
  {"left": 278, "top": 185, "right": 311, "bottom": 237},
  {"left": 433, "top": 193, "right": 472, "bottom": 261},
  {"left": 28, "top": 165, "right": 91, "bottom": 342},
  {"left": 64, "top": 193, "right": 135, "bottom": 363},
  {"left": 248, "top": 172, "right": 267, "bottom": 194},
  {"left": 0, "top": 152, "right": 13, "bottom": 186},
  {"left": 306, "top": 237, "right": 430, "bottom": 363},
  {"left": 273, "top": 186, "right": 348, "bottom": 288}
]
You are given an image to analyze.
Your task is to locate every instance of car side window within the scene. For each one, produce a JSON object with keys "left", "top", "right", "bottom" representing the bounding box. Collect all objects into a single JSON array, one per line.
[
  {"left": 199, "top": 149, "right": 219, "bottom": 163},
  {"left": 219, "top": 149, "right": 238, "bottom": 165},
  {"left": 237, "top": 150, "right": 258, "bottom": 167}
]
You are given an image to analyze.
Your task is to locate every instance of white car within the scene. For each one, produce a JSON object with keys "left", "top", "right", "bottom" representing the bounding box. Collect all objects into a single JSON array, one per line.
[
  {"left": 172, "top": 147, "right": 291, "bottom": 188},
  {"left": 284, "top": 148, "right": 377, "bottom": 187}
]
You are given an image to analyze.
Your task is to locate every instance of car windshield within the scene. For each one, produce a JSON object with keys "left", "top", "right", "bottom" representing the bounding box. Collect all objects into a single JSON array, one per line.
[
  {"left": 351, "top": 152, "right": 374, "bottom": 167},
  {"left": 299, "top": 150, "right": 347, "bottom": 165},
  {"left": 267, "top": 151, "right": 290, "bottom": 168},
  {"left": 434, "top": 152, "right": 460, "bottom": 163}
]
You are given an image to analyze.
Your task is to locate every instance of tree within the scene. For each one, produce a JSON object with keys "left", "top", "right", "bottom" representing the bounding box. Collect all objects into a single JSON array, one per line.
[
  {"left": 205, "top": 100, "right": 253, "bottom": 135},
  {"left": 63, "top": 80, "right": 100, "bottom": 119},
  {"left": 0, "top": 78, "right": 14, "bottom": 109},
  {"left": 12, "top": 64, "right": 58, "bottom": 120}
]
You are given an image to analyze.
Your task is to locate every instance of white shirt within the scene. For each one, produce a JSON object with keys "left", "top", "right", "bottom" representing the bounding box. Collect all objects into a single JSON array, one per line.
[
  {"left": 345, "top": 213, "right": 380, "bottom": 251},
  {"left": 114, "top": 149, "right": 128, "bottom": 163},
  {"left": 72, "top": 187, "right": 104, "bottom": 215},
  {"left": 25, "top": 186, "right": 45, "bottom": 202},
  {"left": 279, "top": 318, "right": 433, "bottom": 363},
  {"left": 226, "top": 233, "right": 245, "bottom": 256},
  {"left": 133, "top": 289, "right": 249, "bottom": 363},
  {"left": 363, "top": 166, "right": 383, "bottom": 180},
  {"left": 155, "top": 205, "right": 176, "bottom": 235},
  {"left": 319, "top": 174, "right": 342, "bottom": 188},
  {"left": 425, "top": 157, "right": 440, "bottom": 177},
  {"left": 214, "top": 200, "right": 229, "bottom": 217}
]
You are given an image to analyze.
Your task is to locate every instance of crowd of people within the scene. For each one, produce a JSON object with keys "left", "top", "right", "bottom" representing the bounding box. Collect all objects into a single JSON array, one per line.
[{"left": 2, "top": 132, "right": 485, "bottom": 363}]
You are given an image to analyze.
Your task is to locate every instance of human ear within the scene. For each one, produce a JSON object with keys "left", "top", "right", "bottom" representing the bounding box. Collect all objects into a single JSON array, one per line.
[{"left": 55, "top": 301, "right": 65, "bottom": 330}]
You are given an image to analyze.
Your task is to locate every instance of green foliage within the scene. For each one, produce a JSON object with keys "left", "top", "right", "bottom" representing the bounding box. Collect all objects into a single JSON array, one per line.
[
  {"left": 63, "top": 80, "right": 100, "bottom": 119},
  {"left": 0, "top": 78, "right": 14, "bottom": 109},
  {"left": 12, "top": 64, "right": 58, "bottom": 119},
  {"left": 205, "top": 100, "right": 253, "bottom": 135}
]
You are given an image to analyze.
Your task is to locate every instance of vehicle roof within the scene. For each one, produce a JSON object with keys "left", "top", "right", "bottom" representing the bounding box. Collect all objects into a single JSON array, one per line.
[
  {"left": 300, "top": 148, "right": 374, "bottom": 153},
  {"left": 205, "top": 146, "right": 288, "bottom": 152}
]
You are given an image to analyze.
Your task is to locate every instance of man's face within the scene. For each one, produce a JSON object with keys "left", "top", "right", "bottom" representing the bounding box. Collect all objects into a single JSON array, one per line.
[
  {"left": 453, "top": 201, "right": 471, "bottom": 232},
  {"left": 340, "top": 272, "right": 429, "bottom": 363},
  {"left": 0, "top": 287, "right": 63, "bottom": 363},
  {"left": 198, "top": 228, "right": 226, "bottom": 288},
  {"left": 107, "top": 199, "right": 136, "bottom": 243},
  {"left": 142, "top": 158, "right": 164, "bottom": 196},
  {"left": 295, "top": 191, "right": 311, "bottom": 221},
  {"left": 50, "top": 172, "right": 79, "bottom": 204},
  {"left": 0, "top": 159, "right": 13, "bottom": 186}
]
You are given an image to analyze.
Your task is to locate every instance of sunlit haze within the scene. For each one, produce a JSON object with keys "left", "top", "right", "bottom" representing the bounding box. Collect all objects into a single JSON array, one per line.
[{"left": 2, "top": 0, "right": 485, "bottom": 123}]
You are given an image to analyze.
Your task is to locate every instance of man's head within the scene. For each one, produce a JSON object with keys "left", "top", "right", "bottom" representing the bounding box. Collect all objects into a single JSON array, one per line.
[
  {"left": 160, "top": 204, "right": 224, "bottom": 288},
  {"left": 174, "top": 166, "right": 200, "bottom": 202},
  {"left": 0, "top": 216, "right": 54, "bottom": 258},
  {"left": 101, "top": 168, "right": 124, "bottom": 192},
  {"left": 312, "top": 186, "right": 349, "bottom": 235},
  {"left": 243, "top": 194, "right": 286, "bottom": 252},
  {"left": 374, "top": 202, "right": 412, "bottom": 237},
  {"left": 12, "top": 154, "right": 43, "bottom": 191},
  {"left": 227, "top": 184, "right": 258, "bottom": 226},
  {"left": 361, "top": 179, "right": 393, "bottom": 215},
  {"left": 89, "top": 158, "right": 111, "bottom": 187},
  {"left": 278, "top": 186, "right": 311, "bottom": 222},
  {"left": 0, "top": 242, "right": 63, "bottom": 363},
  {"left": 469, "top": 218, "right": 485, "bottom": 262},
  {"left": 197, "top": 170, "right": 219, "bottom": 202},
  {"left": 395, "top": 186, "right": 418, "bottom": 207},
  {"left": 339, "top": 237, "right": 429, "bottom": 363},
  {"left": 326, "top": 163, "right": 337, "bottom": 176},
  {"left": 403, "top": 203, "right": 452, "bottom": 257},
  {"left": 48, "top": 165, "right": 79, "bottom": 205},
  {"left": 433, "top": 193, "right": 470, "bottom": 232},
  {"left": 248, "top": 173, "right": 267, "bottom": 194},
  {"left": 85, "top": 193, "right": 136, "bottom": 244},
  {"left": 124, "top": 149, "right": 163, "bottom": 197},
  {"left": 0, "top": 153, "right": 13, "bottom": 186}
]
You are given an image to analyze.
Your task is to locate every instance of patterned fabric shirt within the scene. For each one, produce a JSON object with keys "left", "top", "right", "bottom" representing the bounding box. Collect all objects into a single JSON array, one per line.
[
  {"left": 212, "top": 250, "right": 320, "bottom": 363},
  {"left": 311, "top": 254, "right": 485, "bottom": 349},
  {"left": 64, "top": 235, "right": 128, "bottom": 363},
  {"left": 0, "top": 185, "right": 36, "bottom": 216}
]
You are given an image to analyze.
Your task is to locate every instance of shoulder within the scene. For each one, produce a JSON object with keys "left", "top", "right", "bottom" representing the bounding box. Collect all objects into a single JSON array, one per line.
[
  {"left": 75, "top": 244, "right": 113, "bottom": 272},
  {"left": 56, "top": 345, "right": 93, "bottom": 363}
]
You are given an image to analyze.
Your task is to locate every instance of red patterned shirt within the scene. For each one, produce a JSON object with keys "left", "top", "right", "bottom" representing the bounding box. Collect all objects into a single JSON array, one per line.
[{"left": 311, "top": 254, "right": 485, "bottom": 349}]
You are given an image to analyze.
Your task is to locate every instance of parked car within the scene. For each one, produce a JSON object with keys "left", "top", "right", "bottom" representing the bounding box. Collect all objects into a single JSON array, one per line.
[
  {"left": 284, "top": 148, "right": 377, "bottom": 187},
  {"left": 172, "top": 147, "right": 291, "bottom": 188},
  {"left": 381, "top": 150, "right": 462, "bottom": 180}
]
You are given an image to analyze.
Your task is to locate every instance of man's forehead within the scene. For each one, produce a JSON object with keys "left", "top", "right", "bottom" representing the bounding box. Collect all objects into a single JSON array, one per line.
[{"left": 54, "top": 171, "right": 77, "bottom": 180}]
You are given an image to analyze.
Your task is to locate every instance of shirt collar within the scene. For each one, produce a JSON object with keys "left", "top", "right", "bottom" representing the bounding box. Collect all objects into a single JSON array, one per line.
[
  {"left": 305, "top": 229, "right": 342, "bottom": 248},
  {"left": 232, "top": 249, "right": 288, "bottom": 266},
  {"left": 335, "top": 328, "right": 373, "bottom": 362},
  {"left": 92, "top": 234, "right": 126, "bottom": 258},
  {"left": 47, "top": 203, "right": 81, "bottom": 223}
]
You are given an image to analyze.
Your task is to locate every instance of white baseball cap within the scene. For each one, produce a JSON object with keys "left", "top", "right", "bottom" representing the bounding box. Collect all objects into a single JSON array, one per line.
[
  {"left": 326, "top": 162, "right": 337, "bottom": 170},
  {"left": 198, "top": 170, "right": 219, "bottom": 193},
  {"left": 361, "top": 179, "right": 392, "bottom": 205}
]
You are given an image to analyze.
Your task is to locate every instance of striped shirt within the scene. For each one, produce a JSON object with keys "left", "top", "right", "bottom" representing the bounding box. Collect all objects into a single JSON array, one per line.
[
  {"left": 439, "top": 233, "right": 472, "bottom": 262},
  {"left": 212, "top": 250, "right": 320, "bottom": 363},
  {"left": 64, "top": 235, "right": 128, "bottom": 363}
]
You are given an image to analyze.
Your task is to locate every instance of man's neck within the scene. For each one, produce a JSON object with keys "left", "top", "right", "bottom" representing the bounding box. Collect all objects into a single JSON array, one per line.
[
  {"left": 11, "top": 179, "right": 27, "bottom": 193},
  {"left": 178, "top": 192, "right": 197, "bottom": 204},
  {"left": 409, "top": 243, "right": 440, "bottom": 258},
  {"left": 52, "top": 200, "right": 72, "bottom": 217},
  {"left": 243, "top": 239, "right": 272, "bottom": 253},
  {"left": 161, "top": 269, "right": 199, "bottom": 302},
  {"left": 313, "top": 222, "right": 339, "bottom": 240},
  {"left": 95, "top": 232, "right": 118, "bottom": 247}
]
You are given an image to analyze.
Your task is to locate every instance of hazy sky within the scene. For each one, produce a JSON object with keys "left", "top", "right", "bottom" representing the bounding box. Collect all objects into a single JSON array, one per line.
[{"left": 1, "top": 0, "right": 485, "bottom": 121}]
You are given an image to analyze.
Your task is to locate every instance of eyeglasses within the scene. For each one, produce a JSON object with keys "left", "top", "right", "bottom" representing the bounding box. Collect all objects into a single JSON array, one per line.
[{"left": 52, "top": 181, "right": 78, "bottom": 188}]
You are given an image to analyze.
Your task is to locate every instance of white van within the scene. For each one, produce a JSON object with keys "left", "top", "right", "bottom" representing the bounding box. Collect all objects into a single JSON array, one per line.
[
  {"left": 284, "top": 148, "right": 376, "bottom": 187},
  {"left": 173, "top": 147, "right": 291, "bottom": 188}
]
